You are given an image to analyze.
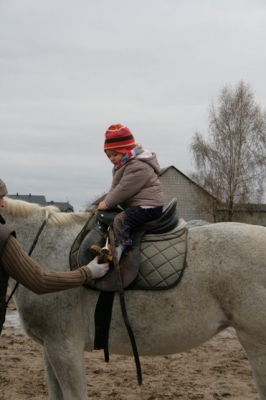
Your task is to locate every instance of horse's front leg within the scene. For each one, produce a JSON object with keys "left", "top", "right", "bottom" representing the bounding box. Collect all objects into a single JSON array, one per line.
[{"left": 43, "top": 339, "right": 87, "bottom": 400}]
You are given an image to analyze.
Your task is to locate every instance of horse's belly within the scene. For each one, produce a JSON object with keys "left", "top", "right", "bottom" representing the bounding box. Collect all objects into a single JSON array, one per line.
[{"left": 107, "top": 291, "right": 225, "bottom": 356}]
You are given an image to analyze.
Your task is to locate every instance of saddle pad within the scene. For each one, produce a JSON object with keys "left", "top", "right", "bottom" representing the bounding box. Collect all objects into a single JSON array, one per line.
[
  {"left": 127, "top": 228, "right": 187, "bottom": 290},
  {"left": 69, "top": 218, "right": 187, "bottom": 291}
]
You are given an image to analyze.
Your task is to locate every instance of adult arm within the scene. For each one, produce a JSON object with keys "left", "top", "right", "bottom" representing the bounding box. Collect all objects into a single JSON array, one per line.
[{"left": 2, "top": 235, "right": 96, "bottom": 294}]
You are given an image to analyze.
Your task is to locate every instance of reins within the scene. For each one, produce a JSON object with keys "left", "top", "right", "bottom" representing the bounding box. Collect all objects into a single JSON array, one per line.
[{"left": 5, "top": 210, "right": 50, "bottom": 308}]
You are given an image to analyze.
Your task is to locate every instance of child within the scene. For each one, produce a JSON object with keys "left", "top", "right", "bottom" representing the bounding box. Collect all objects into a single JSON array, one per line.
[{"left": 97, "top": 123, "right": 164, "bottom": 262}]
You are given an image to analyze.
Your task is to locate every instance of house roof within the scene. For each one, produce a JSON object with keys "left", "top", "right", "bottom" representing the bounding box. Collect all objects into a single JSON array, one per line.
[
  {"left": 8, "top": 194, "right": 47, "bottom": 205},
  {"left": 7, "top": 194, "right": 74, "bottom": 212},
  {"left": 159, "top": 165, "right": 187, "bottom": 178},
  {"left": 47, "top": 201, "right": 74, "bottom": 212}
]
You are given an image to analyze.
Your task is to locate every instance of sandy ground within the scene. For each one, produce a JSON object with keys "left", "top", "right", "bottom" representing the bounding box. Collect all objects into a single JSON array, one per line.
[{"left": 0, "top": 301, "right": 259, "bottom": 400}]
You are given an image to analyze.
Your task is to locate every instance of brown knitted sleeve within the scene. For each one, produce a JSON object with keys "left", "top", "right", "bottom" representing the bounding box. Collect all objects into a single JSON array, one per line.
[{"left": 2, "top": 235, "right": 92, "bottom": 294}]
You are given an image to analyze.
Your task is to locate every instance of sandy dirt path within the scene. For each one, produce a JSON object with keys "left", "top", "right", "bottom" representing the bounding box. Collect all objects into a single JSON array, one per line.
[{"left": 0, "top": 302, "right": 259, "bottom": 400}]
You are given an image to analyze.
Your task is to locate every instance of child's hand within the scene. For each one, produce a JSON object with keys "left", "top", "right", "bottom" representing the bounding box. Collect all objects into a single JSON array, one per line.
[{"left": 97, "top": 201, "right": 108, "bottom": 210}]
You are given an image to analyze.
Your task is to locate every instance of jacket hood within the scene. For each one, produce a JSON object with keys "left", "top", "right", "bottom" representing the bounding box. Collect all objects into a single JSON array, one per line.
[{"left": 136, "top": 150, "right": 161, "bottom": 175}]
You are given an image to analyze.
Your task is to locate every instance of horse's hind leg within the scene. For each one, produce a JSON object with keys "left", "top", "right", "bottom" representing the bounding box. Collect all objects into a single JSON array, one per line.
[
  {"left": 237, "top": 334, "right": 266, "bottom": 400},
  {"left": 235, "top": 289, "right": 266, "bottom": 400},
  {"left": 43, "top": 340, "right": 88, "bottom": 400},
  {"left": 43, "top": 348, "right": 64, "bottom": 400}
]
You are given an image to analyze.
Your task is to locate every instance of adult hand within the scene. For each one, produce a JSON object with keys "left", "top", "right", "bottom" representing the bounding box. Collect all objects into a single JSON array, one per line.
[{"left": 86, "top": 257, "right": 109, "bottom": 279}]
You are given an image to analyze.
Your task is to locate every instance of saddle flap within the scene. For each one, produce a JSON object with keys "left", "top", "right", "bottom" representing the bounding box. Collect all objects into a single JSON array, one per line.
[
  {"left": 93, "top": 249, "right": 140, "bottom": 291},
  {"left": 78, "top": 228, "right": 139, "bottom": 291}
]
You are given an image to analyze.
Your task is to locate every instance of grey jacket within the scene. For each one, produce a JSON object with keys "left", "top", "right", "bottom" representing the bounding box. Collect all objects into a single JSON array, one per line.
[{"left": 104, "top": 150, "right": 164, "bottom": 209}]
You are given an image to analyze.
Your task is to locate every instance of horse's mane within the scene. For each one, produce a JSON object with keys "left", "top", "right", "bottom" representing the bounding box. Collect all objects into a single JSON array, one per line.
[{"left": 3, "top": 197, "right": 95, "bottom": 226}]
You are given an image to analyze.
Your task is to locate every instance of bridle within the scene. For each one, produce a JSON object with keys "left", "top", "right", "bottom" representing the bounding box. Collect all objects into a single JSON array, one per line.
[{"left": 5, "top": 210, "right": 50, "bottom": 307}]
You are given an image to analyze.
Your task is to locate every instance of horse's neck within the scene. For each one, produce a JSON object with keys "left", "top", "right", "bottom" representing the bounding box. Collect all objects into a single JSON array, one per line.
[{"left": 5, "top": 212, "right": 45, "bottom": 253}]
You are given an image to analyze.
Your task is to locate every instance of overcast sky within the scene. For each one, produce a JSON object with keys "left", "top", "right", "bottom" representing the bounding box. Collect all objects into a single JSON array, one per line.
[{"left": 1, "top": 0, "right": 265, "bottom": 211}]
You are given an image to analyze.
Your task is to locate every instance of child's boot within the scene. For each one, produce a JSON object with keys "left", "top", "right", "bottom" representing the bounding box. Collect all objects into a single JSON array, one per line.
[{"left": 115, "top": 244, "right": 126, "bottom": 263}]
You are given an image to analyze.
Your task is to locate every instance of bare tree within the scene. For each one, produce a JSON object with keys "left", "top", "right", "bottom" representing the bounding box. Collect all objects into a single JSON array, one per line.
[{"left": 190, "top": 81, "right": 266, "bottom": 222}]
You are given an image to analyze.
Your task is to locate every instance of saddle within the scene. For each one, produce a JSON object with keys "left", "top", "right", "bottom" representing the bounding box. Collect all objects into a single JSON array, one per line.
[{"left": 70, "top": 198, "right": 187, "bottom": 291}]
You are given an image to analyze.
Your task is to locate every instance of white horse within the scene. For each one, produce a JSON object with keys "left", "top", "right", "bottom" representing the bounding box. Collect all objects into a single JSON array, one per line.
[{"left": 2, "top": 197, "right": 266, "bottom": 400}]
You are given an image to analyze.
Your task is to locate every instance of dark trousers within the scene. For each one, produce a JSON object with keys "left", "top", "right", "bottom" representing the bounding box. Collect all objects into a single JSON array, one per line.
[{"left": 113, "top": 206, "right": 163, "bottom": 246}]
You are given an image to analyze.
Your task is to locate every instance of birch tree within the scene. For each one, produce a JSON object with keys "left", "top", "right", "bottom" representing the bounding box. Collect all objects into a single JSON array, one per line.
[{"left": 190, "top": 81, "right": 266, "bottom": 222}]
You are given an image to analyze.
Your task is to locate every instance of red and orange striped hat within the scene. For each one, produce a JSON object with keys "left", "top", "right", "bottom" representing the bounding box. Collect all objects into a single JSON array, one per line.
[{"left": 104, "top": 124, "right": 136, "bottom": 154}]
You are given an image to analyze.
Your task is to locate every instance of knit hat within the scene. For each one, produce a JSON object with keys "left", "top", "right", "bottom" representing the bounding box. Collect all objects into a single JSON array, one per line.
[
  {"left": 104, "top": 124, "right": 136, "bottom": 154},
  {"left": 0, "top": 179, "right": 8, "bottom": 197}
]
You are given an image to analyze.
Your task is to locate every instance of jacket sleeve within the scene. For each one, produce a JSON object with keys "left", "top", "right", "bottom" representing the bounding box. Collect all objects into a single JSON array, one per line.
[
  {"left": 104, "top": 161, "right": 154, "bottom": 209},
  {"left": 2, "top": 235, "right": 92, "bottom": 294}
]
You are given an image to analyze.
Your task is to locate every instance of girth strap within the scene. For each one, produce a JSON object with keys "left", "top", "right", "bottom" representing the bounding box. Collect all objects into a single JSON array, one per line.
[{"left": 94, "top": 291, "right": 115, "bottom": 362}]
